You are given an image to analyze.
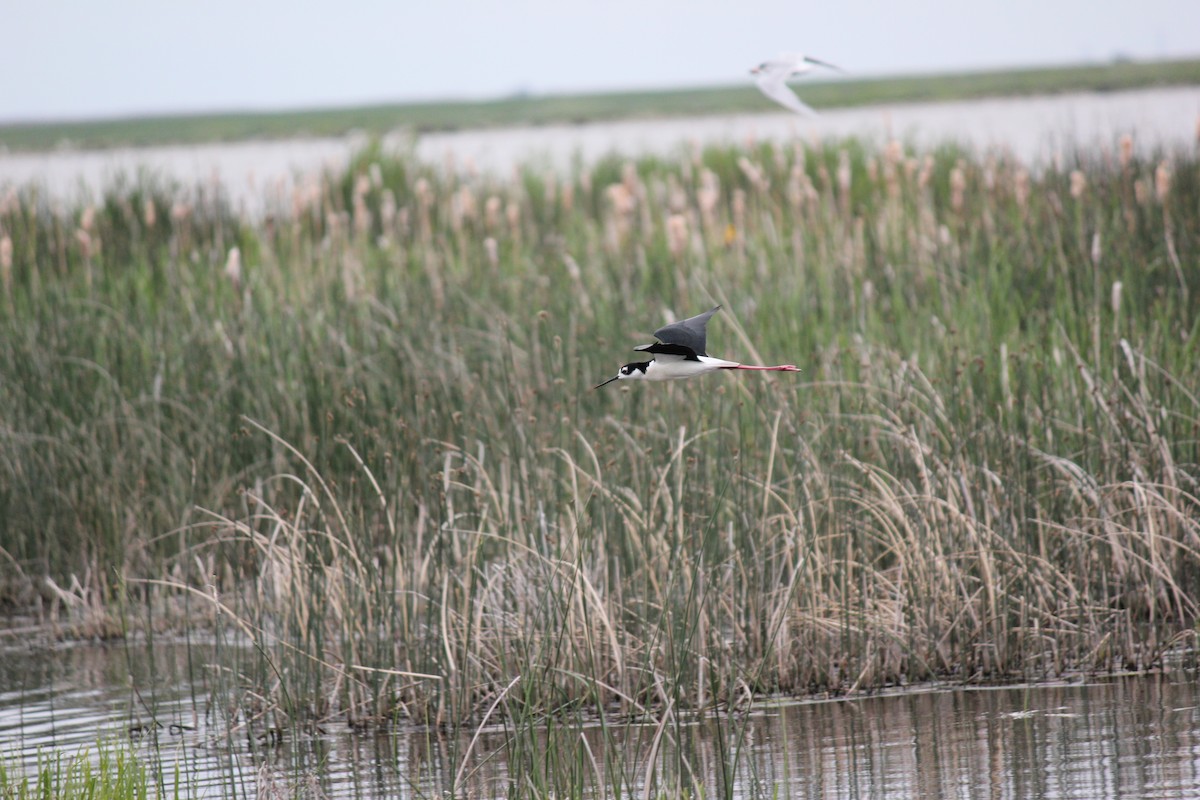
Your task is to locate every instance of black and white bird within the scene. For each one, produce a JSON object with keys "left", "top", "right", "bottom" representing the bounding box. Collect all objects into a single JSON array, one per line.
[
  {"left": 750, "top": 52, "right": 842, "bottom": 116},
  {"left": 595, "top": 306, "right": 800, "bottom": 388}
]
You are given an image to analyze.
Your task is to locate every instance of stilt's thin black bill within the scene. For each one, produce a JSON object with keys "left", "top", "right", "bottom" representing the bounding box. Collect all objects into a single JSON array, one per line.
[{"left": 594, "top": 375, "right": 620, "bottom": 389}]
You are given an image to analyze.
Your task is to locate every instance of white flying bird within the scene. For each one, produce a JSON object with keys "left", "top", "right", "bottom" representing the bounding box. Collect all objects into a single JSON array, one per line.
[{"left": 750, "top": 53, "right": 842, "bottom": 116}]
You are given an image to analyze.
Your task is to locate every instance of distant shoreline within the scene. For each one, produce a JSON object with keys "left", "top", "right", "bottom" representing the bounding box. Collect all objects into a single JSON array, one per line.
[
  {"left": 1, "top": 57, "right": 1198, "bottom": 153},
  {"left": 3, "top": 86, "right": 1196, "bottom": 213}
]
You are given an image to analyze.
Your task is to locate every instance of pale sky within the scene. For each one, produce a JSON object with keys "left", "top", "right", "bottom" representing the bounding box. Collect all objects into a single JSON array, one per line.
[{"left": 3, "top": 0, "right": 1198, "bottom": 122}]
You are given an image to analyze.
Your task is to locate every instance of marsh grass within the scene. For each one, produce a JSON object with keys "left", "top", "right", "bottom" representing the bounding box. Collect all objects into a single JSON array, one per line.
[
  {"left": 1, "top": 129, "right": 1199, "bottom": 796},
  {"left": 0, "top": 743, "right": 153, "bottom": 800}
]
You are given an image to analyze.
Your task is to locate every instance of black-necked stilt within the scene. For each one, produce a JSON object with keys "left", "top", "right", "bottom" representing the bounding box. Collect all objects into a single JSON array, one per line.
[
  {"left": 595, "top": 305, "right": 800, "bottom": 388},
  {"left": 750, "top": 53, "right": 843, "bottom": 116}
]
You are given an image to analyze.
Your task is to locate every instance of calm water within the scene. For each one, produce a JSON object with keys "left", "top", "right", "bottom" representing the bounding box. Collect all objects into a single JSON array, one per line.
[
  {"left": 1, "top": 637, "right": 1198, "bottom": 798},
  {"left": 1, "top": 87, "right": 1198, "bottom": 214}
]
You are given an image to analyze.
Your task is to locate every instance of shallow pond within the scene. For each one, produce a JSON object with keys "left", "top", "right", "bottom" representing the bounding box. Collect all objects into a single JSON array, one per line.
[{"left": 1, "top": 636, "right": 1197, "bottom": 798}]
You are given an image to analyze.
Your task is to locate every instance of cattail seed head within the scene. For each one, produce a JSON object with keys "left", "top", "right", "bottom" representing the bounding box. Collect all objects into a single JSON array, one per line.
[
  {"left": 1119, "top": 134, "right": 1134, "bottom": 170},
  {"left": 414, "top": 177, "right": 432, "bottom": 208},
  {"left": 884, "top": 139, "right": 903, "bottom": 168},
  {"left": 380, "top": 189, "right": 396, "bottom": 229},
  {"left": 949, "top": 165, "right": 966, "bottom": 212},
  {"left": 74, "top": 229, "right": 92, "bottom": 260},
  {"left": 1155, "top": 161, "right": 1172, "bottom": 204},
  {"left": 666, "top": 213, "right": 688, "bottom": 258},
  {"left": 326, "top": 210, "right": 343, "bottom": 238},
  {"left": 606, "top": 183, "right": 635, "bottom": 217},
  {"left": 224, "top": 246, "right": 242, "bottom": 288},
  {"left": 484, "top": 196, "right": 502, "bottom": 230},
  {"left": 143, "top": 198, "right": 156, "bottom": 228},
  {"left": 621, "top": 162, "right": 640, "bottom": 196},
  {"left": 882, "top": 143, "right": 901, "bottom": 196},
  {"left": 836, "top": 150, "right": 852, "bottom": 198},
  {"left": 353, "top": 194, "right": 371, "bottom": 237},
  {"left": 354, "top": 173, "right": 371, "bottom": 199},
  {"left": 737, "top": 157, "right": 766, "bottom": 192},
  {"left": 918, "top": 156, "right": 934, "bottom": 190},
  {"left": 697, "top": 169, "right": 720, "bottom": 225},
  {"left": 1069, "top": 170, "right": 1087, "bottom": 200},
  {"left": 787, "top": 164, "right": 817, "bottom": 209},
  {"left": 1134, "top": 178, "right": 1149, "bottom": 206},
  {"left": 459, "top": 185, "right": 477, "bottom": 221},
  {"left": 1014, "top": 169, "right": 1030, "bottom": 210},
  {"left": 666, "top": 175, "right": 687, "bottom": 214},
  {"left": 450, "top": 185, "right": 477, "bottom": 233},
  {"left": 770, "top": 141, "right": 787, "bottom": 173},
  {"left": 0, "top": 235, "right": 12, "bottom": 294}
]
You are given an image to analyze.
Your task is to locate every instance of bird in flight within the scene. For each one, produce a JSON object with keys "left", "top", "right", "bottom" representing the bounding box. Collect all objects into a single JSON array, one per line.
[
  {"left": 750, "top": 53, "right": 842, "bottom": 116},
  {"left": 595, "top": 306, "right": 800, "bottom": 388}
]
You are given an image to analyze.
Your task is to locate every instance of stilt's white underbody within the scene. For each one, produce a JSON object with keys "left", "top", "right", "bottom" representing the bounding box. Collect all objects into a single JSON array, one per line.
[{"left": 644, "top": 354, "right": 741, "bottom": 380}]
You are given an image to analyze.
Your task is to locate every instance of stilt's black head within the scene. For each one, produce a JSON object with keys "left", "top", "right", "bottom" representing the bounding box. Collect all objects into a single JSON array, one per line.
[{"left": 594, "top": 361, "right": 650, "bottom": 389}]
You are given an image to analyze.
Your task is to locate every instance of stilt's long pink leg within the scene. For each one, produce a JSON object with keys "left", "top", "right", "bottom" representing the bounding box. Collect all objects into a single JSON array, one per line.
[{"left": 725, "top": 364, "right": 801, "bottom": 372}]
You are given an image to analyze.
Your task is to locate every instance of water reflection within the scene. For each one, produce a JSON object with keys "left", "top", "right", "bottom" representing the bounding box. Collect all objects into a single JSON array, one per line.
[
  {"left": 1, "top": 637, "right": 1197, "bottom": 798},
  {"left": 748, "top": 680, "right": 1200, "bottom": 799}
]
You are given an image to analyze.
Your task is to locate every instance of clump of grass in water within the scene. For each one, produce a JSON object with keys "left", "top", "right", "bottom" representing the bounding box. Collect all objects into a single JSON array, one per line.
[
  {"left": 1, "top": 132, "right": 1198, "bottom": 781},
  {"left": 0, "top": 742, "right": 152, "bottom": 800}
]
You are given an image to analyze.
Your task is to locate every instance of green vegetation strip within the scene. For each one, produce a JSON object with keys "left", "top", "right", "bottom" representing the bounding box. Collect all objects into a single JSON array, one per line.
[{"left": 2, "top": 58, "right": 1198, "bottom": 152}]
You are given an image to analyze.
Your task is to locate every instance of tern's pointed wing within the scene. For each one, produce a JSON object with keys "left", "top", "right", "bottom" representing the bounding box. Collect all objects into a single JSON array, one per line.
[
  {"left": 753, "top": 69, "right": 817, "bottom": 116},
  {"left": 803, "top": 54, "right": 843, "bottom": 73},
  {"left": 648, "top": 306, "right": 721, "bottom": 357}
]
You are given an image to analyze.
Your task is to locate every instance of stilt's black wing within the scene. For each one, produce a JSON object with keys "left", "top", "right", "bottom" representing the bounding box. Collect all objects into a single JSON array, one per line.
[
  {"left": 646, "top": 306, "right": 720, "bottom": 357},
  {"left": 633, "top": 341, "right": 700, "bottom": 361}
]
